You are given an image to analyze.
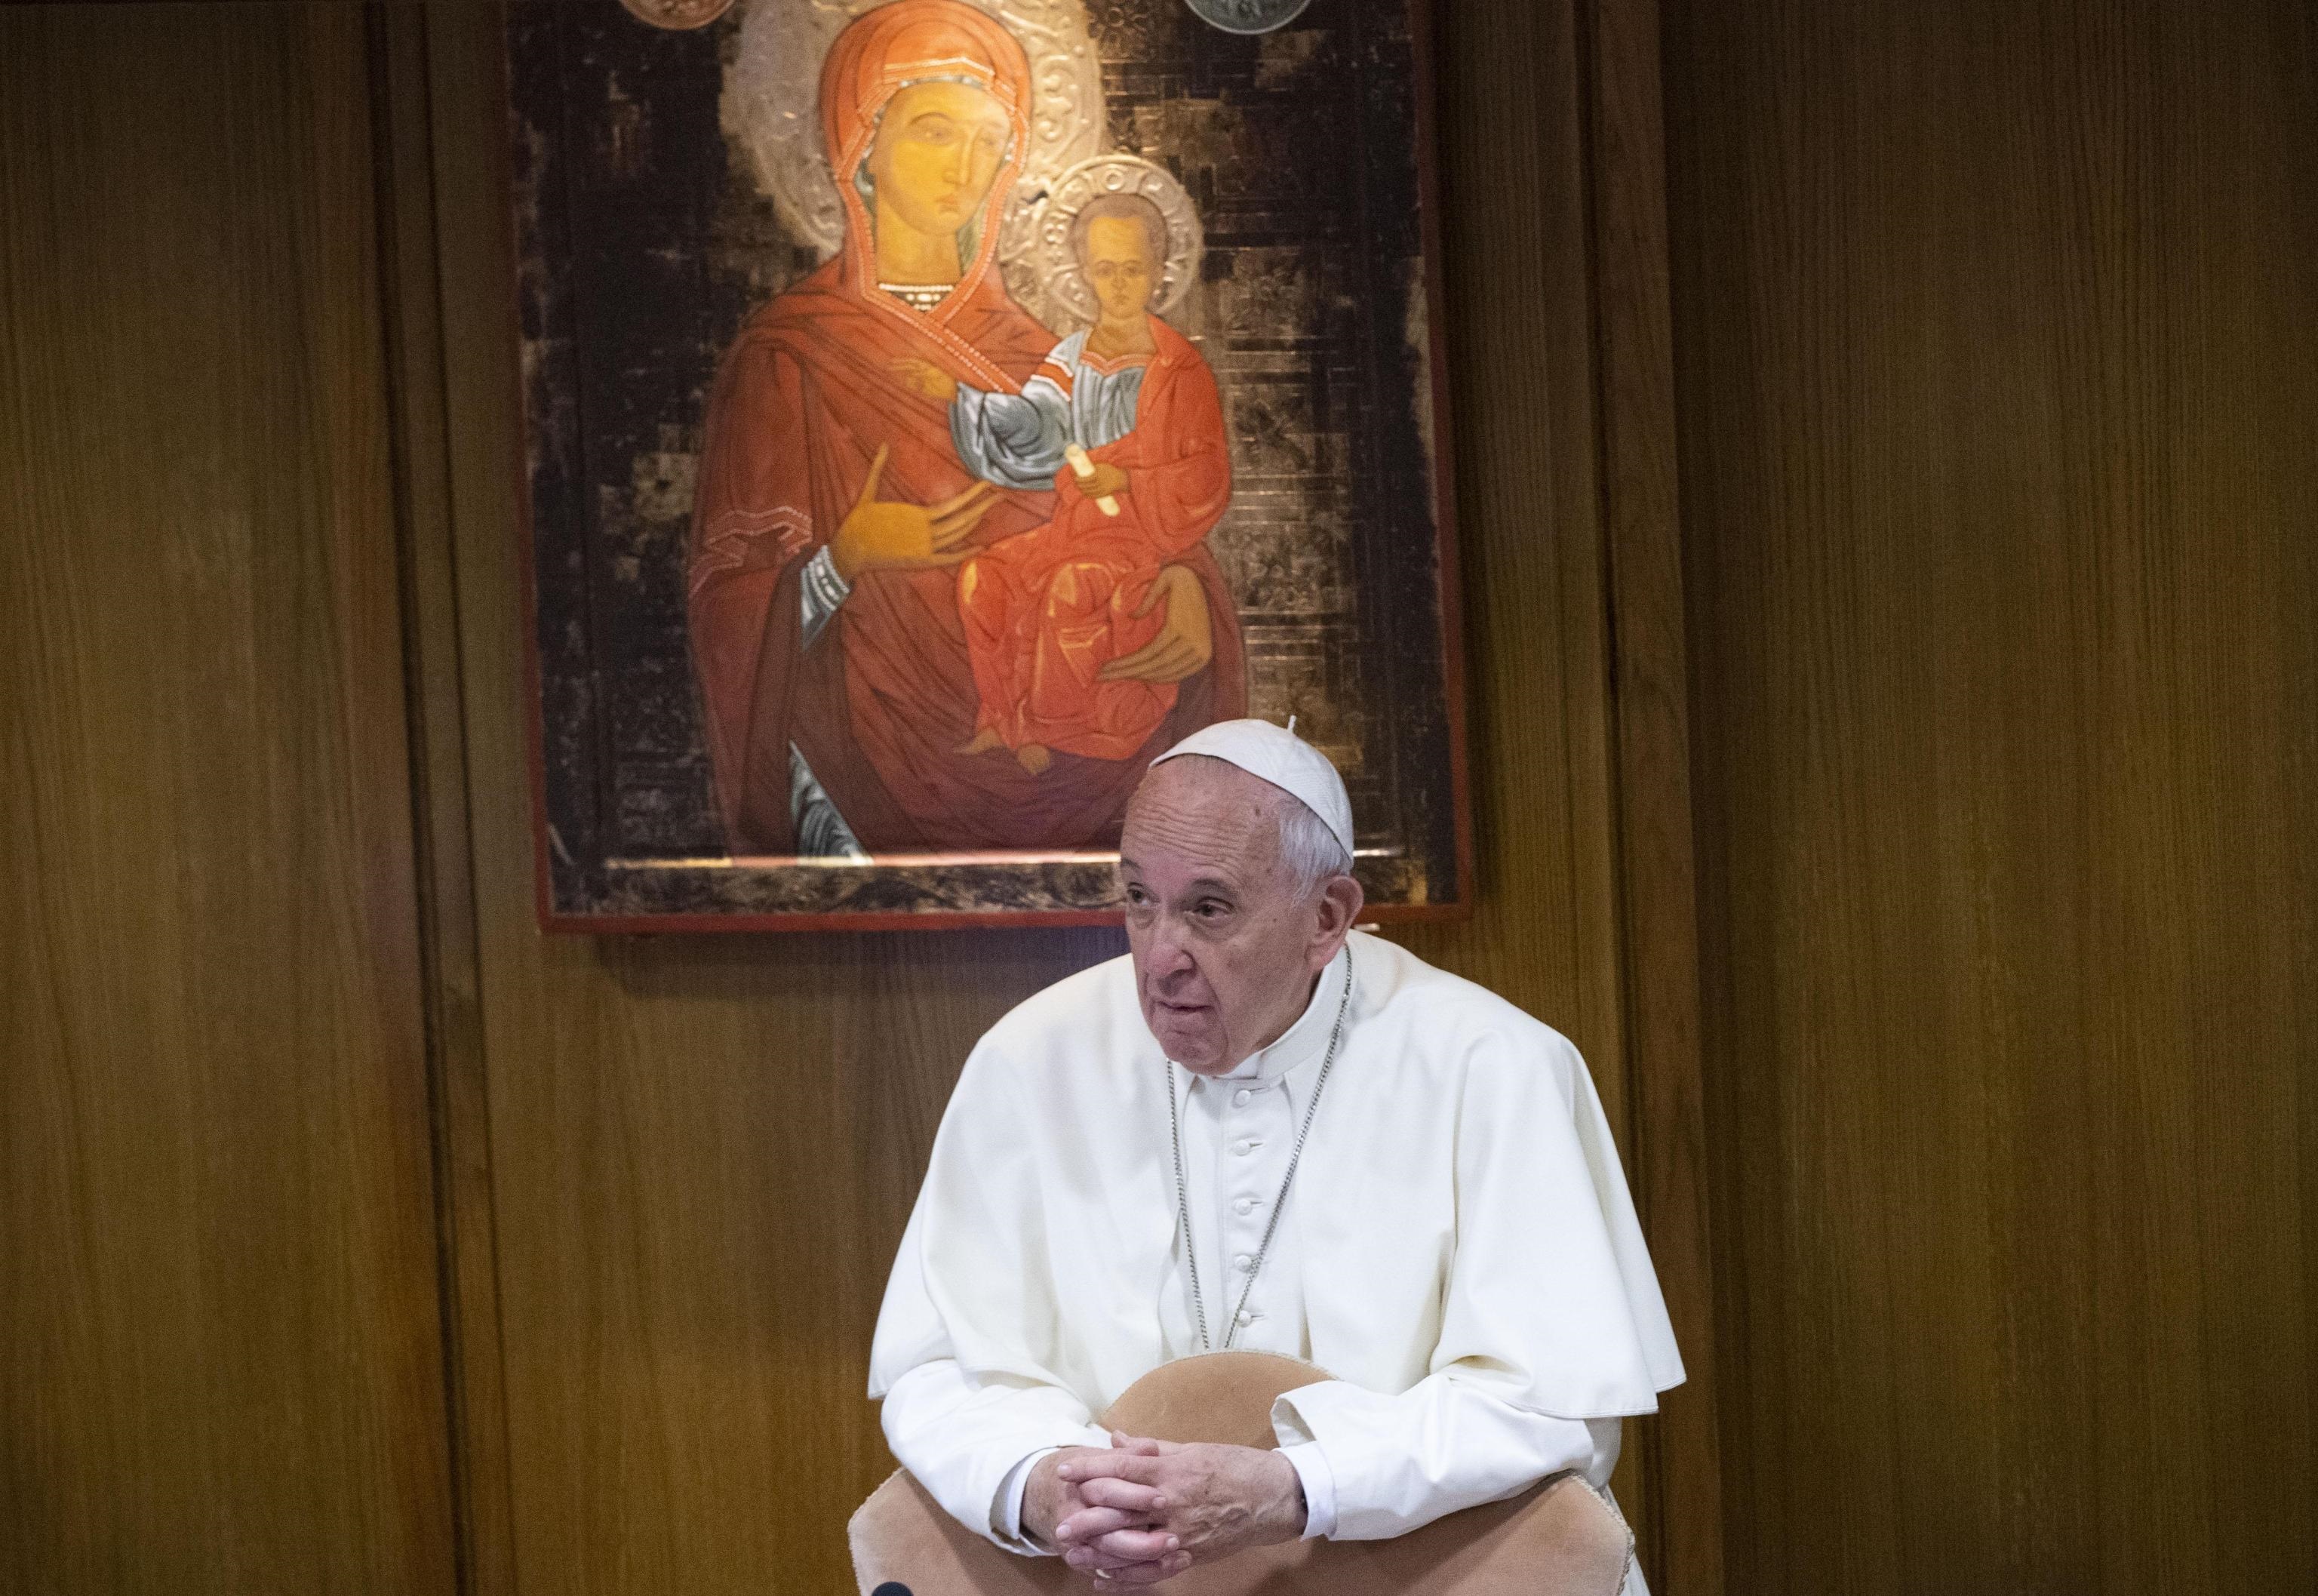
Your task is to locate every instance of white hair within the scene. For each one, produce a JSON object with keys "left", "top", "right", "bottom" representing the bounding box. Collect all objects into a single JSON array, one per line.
[
  {"left": 1276, "top": 795, "right": 1354, "bottom": 898},
  {"left": 1136, "top": 752, "right": 1352, "bottom": 898}
]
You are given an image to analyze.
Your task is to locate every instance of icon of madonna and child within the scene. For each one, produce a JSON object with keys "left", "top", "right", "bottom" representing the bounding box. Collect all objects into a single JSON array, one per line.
[{"left": 687, "top": 0, "right": 1247, "bottom": 860}]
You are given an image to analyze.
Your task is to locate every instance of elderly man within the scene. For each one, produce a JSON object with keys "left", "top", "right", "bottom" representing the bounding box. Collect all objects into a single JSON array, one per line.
[{"left": 870, "top": 721, "right": 1682, "bottom": 1591}]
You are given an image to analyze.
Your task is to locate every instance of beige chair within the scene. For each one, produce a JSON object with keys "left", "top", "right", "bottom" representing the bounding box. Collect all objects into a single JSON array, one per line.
[{"left": 850, "top": 1352, "right": 1634, "bottom": 1596}]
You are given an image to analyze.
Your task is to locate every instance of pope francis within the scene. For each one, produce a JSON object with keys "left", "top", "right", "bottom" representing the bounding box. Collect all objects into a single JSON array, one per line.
[{"left": 870, "top": 721, "right": 1683, "bottom": 1590}]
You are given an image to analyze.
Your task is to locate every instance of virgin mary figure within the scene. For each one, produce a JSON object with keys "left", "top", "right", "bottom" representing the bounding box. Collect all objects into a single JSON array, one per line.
[{"left": 687, "top": 0, "right": 1245, "bottom": 856}]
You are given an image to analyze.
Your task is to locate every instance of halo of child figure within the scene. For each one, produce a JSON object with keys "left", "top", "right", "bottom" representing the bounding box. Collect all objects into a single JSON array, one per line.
[{"left": 895, "top": 190, "right": 1233, "bottom": 776}]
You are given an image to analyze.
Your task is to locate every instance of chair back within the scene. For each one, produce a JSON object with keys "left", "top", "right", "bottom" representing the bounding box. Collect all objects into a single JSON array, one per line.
[{"left": 848, "top": 1351, "right": 1633, "bottom": 1596}]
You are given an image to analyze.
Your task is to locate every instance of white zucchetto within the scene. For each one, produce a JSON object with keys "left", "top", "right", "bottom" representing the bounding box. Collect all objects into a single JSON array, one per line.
[{"left": 1148, "top": 718, "right": 1356, "bottom": 857}]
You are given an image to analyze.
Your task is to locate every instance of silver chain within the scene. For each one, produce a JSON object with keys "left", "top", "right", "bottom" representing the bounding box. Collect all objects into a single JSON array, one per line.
[{"left": 1166, "top": 946, "right": 1354, "bottom": 1353}]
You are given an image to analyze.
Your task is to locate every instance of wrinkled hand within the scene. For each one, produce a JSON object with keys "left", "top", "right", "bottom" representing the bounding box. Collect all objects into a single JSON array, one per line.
[
  {"left": 1098, "top": 565, "right": 1213, "bottom": 684},
  {"left": 1025, "top": 1441, "right": 1186, "bottom": 1586},
  {"left": 1052, "top": 1433, "right": 1305, "bottom": 1585},
  {"left": 828, "top": 444, "right": 995, "bottom": 582},
  {"left": 891, "top": 355, "right": 959, "bottom": 404}
]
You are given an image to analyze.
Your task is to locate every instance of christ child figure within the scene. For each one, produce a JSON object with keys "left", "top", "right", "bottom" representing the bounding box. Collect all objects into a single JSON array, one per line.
[{"left": 895, "top": 193, "right": 1233, "bottom": 775}]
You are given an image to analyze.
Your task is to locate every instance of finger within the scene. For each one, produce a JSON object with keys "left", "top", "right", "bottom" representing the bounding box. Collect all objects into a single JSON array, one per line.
[
  {"left": 930, "top": 487, "right": 997, "bottom": 527},
  {"left": 1059, "top": 1453, "right": 1165, "bottom": 1487},
  {"left": 1064, "top": 1539, "right": 1170, "bottom": 1573},
  {"left": 1074, "top": 1477, "right": 1167, "bottom": 1512},
  {"left": 853, "top": 444, "right": 889, "bottom": 510},
  {"left": 1089, "top": 1529, "right": 1179, "bottom": 1563},
  {"left": 1096, "top": 643, "right": 1161, "bottom": 681},
  {"left": 930, "top": 479, "right": 998, "bottom": 517},
  {"left": 1055, "top": 1506, "right": 1155, "bottom": 1544},
  {"left": 1088, "top": 1552, "right": 1191, "bottom": 1586},
  {"left": 1141, "top": 641, "right": 1200, "bottom": 678},
  {"left": 1100, "top": 641, "right": 1189, "bottom": 682},
  {"left": 1127, "top": 582, "right": 1168, "bottom": 620},
  {"left": 929, "top": 501, "right": 996, "bottom": 544}
]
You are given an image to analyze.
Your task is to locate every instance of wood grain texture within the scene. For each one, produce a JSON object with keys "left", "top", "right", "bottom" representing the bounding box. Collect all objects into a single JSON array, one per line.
[
  {"left": 0, "top": 7, "right": 458, "bottom": 1592},
  {"left": 371, "top": 11, "right": 519, "bottom": 1594},
  {"left": 1577, "top": 0, "right": 1724, "bottom": 1585},
  {"left": 1662, "top": 0, "right": 2318, "bottom": 1589},
  {"left": 407, "top": 1, "right": 1702, "bottom": 1591}
]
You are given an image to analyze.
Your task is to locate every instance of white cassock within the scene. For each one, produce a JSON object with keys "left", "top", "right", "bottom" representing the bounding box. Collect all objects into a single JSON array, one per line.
[{"left": 871, "top": 930, "right": 1683, "bottom": 1595}]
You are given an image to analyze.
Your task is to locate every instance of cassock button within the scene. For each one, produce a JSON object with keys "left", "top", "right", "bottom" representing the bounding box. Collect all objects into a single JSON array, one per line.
[
  {"left": 1236, "top": 1310, "right": 1255, "bottom": 1326},
  {"left": 1232, "top": 1088, "right": 1253, "bottom": 1107},
  {"left": 1233, "top": 1253, "right": 1253, "bottom": 1270},
  {"left": 1234, "top": 1196, "right": 1259, "bottom": 1214}
]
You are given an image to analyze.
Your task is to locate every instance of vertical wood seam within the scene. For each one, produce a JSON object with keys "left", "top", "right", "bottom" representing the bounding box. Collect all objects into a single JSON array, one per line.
[
  {"left": 1575, "top": 0, "right": 1726, "bottom": 1588},
  {"left": 367, "top": 9, "right": 518, "bottom": 1594}
]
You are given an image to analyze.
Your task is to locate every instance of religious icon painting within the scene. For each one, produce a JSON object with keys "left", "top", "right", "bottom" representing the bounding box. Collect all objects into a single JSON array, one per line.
[{"left": 508, "top": 0, "right": 1471, "bottom": 930}]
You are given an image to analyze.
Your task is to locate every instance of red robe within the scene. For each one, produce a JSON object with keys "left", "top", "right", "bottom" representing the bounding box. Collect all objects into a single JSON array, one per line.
[{"left": 958, "top": 318, "right": 1234, "bottom": 761}]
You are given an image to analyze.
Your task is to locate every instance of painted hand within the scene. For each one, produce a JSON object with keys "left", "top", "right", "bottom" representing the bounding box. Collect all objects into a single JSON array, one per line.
[
  {"left": 1078, "top": 461, "right": 1130, "bottom": 500},
  {"left": 1053, "top": 1434, "right": 1306, "bottom": 1584},
  {"left": 1098, "top": 565, "right": 1213, "bottom": 684},
  {"left": 891, "top": 356, "right": 959, "bottom": 405},
  {"left": 828, "top": 444, "right": 995, "bottom": 581}
]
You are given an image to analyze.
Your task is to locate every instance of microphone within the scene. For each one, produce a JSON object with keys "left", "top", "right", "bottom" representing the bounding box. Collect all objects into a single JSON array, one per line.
[{"left": 871, "top": 1585, "right": 914, "bottom": 1596}]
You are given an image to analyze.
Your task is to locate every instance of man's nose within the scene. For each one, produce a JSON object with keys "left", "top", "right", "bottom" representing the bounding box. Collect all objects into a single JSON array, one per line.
[{"left": 1141, "top": 919, "right": 1197, "bottom": 982}]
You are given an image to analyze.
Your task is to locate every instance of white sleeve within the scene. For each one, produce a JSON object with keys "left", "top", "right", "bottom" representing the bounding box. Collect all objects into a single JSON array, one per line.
[
  {"left": 1271, "top": 1374, "right": 1621, "bottom": 1541},
  {"left": 997, "top": 1448, "right": 1060, "bottom": 1545},
  {"left": 1277, "top": 1441, "right": 1339, "bottom": 1539},
  {"left": 878, "top": 1357, "right": 1109, "bottom": 1556},
  {"left": 797, "top": 544, "right": 851, "bottom": 649}
]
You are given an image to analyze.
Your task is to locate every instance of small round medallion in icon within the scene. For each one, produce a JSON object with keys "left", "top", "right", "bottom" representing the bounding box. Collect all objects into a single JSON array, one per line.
[
  {"left": 619, "top": 0, "right": 736, "bottom": 31},
  {"left": 1184, "top": 0, "right": 1314, "bottom": 36}
]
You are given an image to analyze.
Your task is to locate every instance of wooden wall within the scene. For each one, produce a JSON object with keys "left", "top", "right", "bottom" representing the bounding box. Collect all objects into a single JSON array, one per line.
[
  {"left": 402, "top": 0, "right": 1707, "bottom": 1588},
  {"left": 0, "top": 8, "right": 458, "bottom": 1591},
  {"left": 4, "top": 3, "right": 1711, "bottom": 1594},
  {"left": 1661, "top": 0, "right": 2318, "bottom": 1591}
]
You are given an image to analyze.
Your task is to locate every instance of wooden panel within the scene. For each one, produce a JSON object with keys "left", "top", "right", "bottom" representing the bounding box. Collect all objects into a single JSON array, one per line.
[
  {"left": 1402, "top": 0, "right": 1717, "bottom": 1584},
  {"left": 408, "top": 2, "right": 1708, "bottom": 1592},
  {"left": 1663, "top": 0, "right": 2318, "bottom": 1590},
  {"left": 1577, "top": 0, "right": 1724, "bottom": 1585},
  {"left": 0, "top": 8, "right": 458, "bottom": 1593}
]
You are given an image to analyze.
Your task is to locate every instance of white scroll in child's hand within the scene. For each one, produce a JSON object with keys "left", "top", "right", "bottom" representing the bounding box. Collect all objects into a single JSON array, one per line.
[{"left": 1065, "top": 443, "right": 1121, "bottom": 517}]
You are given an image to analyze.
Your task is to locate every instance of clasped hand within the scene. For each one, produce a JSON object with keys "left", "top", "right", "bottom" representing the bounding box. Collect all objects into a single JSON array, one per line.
[{"left": 1026, "top": 1431, "right": 1306, "bottom": 1587}]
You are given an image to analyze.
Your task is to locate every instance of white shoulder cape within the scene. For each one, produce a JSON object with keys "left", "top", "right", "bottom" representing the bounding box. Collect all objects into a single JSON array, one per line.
[{"left": 870, "top": 930, "right": 1683, "bottom": 1420}]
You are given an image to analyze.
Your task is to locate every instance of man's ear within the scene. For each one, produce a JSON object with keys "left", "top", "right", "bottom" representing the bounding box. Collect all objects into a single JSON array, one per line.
[{"left": 1311, "top": 872, "right": 1365, "bottom": 967}]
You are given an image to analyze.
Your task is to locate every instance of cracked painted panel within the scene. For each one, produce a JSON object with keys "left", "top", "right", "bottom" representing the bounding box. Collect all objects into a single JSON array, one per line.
[{"left": 506, "top": 0, "right": 1462, "bottom": 924}]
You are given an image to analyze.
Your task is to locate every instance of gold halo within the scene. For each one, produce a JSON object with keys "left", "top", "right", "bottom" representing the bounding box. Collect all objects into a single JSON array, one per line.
[
  {"left": 1000, "top": 155, "right": 1205, "bottom": 334},
  {"left": 724, "top": 0, "right": 1106, "bottom": 263}
]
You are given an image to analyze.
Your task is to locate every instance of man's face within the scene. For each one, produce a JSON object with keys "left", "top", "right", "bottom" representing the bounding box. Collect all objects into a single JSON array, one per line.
[
  {"left": 1084, "top": 214, "right": 1157, "bottom": 323},
  {"left": 866, "top": 81, "right": 1012, "bottom": 245},
  {"left": 1118, "top": 758, "right": 1342, "bottom": 1075}
]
